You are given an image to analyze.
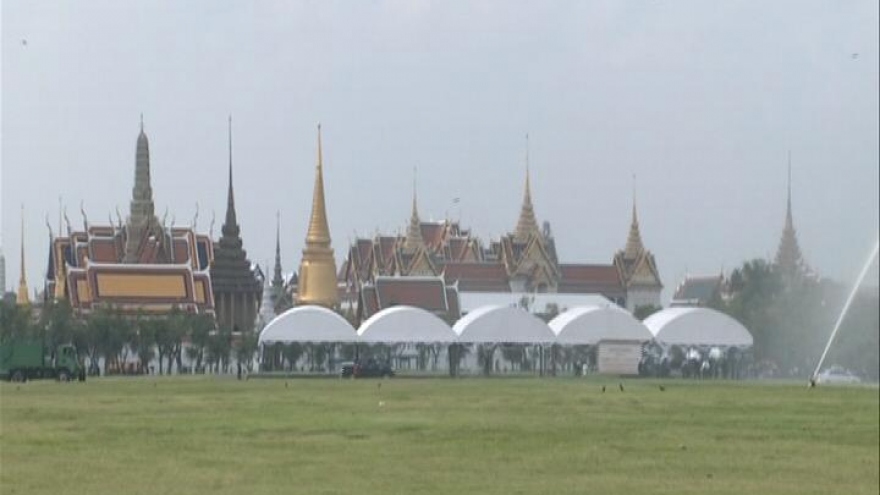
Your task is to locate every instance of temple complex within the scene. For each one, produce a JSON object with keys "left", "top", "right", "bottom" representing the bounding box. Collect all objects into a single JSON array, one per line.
[
  {"left": 44, "top": 121, "right": 215, "bottom": 315},
  {"left": 209, "top": 118, "right": 262, "bottom": 332},
  {"left": 295, "top": 125, "right": 338, "bottom": 308},
  {"left": 340, "top": 164, "right": 663, "bottom": 321}
]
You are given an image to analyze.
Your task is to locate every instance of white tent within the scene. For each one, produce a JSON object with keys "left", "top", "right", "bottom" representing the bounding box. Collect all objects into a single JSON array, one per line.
[
  {"left": 357, "top": 306, "right": 457, "bottom": 343},
  {"left": 258, "top": 305, "right": 357, "bottom": 344},
  {"left": 644, "top": 307, "right": 753, "bottom": 347},
  {"left": 549, "top": 305, "right": 653, "bottom": 345},
  {"left": 453, "top": 305, "right": 555, "bottom": 344}
]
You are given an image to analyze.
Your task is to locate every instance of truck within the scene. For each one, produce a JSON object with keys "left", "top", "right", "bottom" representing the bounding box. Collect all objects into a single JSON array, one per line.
[{"left": 0, "top": 340, "right": 85, "bottom": 382}]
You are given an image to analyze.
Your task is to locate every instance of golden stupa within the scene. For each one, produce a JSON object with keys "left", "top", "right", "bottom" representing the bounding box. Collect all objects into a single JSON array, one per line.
[{"left": 296, "top": 124, "right": 338, "bottom": 308}]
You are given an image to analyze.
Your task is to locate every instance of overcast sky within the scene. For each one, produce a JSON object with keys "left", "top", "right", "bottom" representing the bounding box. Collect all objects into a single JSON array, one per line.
[{"left": 2, "top": 0, "right": 878, "bottom": 301}]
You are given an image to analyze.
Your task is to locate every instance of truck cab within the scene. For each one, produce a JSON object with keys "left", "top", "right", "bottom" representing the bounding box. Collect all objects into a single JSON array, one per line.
[{"left": 54, "top": 345, "right": 84, "bottom": 382}]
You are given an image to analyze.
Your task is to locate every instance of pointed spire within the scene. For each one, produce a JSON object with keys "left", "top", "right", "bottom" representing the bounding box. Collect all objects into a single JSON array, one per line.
[
  {"left": 623, "top": 174, "right": 645, "bottom": 260},
  {"left": 785, "top": 150, "right": 793, "bottom": 231},
  {"left": 513, "top": 134, "right": 540, "bottom": 242},
  {"left": 775, "top": 152, "right": 804, "bottom": 276},
  {"left": 298, "top": 123, "right": 338, "bottom": 307},
  {"left": 17, "top": 205, "right": 30, "bottom": 306},
  {"left": 403, "top": 166, "right": 425, "bottom": 252},
  {"left": 124, "top": 116, "right": 157, "bottom": 263},
  {"left": 272, "top": 211, "right": 284, "bottom": 288},
  {"left": 305, "top": 124, "right": 332, "bottom": 245},
  {"left": 221, "top": 115, "right": 239, "bottom": 237}
]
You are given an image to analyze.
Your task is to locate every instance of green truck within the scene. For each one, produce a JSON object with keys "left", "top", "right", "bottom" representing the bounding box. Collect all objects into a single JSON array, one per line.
[{"left": 0, "top": 340, "right": 85, "bottom": 382}]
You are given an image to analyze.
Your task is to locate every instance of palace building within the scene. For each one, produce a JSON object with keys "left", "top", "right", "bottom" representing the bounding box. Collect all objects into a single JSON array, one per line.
[
  {"left": 44, "top": 121, "right": 215, "bottom": 315},
  {"left": 340, "top": 166, "right": 663, "bottom": 319}
]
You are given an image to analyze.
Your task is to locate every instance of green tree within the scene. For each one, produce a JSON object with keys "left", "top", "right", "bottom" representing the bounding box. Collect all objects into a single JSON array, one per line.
[
  {"left": 633, "top": 304, "right": 662, "bottom": 321},
  {"left": 185, "top": 313, "right": 214, "bottom": 373},
  {"left": 132, "top": 316, "right": 157, "bottom": 374},
  {"left": 234, "top": 331, "right": 259, "bottom": 373},
  {"left": 0, "top": 300, "right": 34, "bottom": 342}
]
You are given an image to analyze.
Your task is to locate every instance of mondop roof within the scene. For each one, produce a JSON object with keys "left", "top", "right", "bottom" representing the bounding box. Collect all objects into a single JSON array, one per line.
[
  {"left": 549, "top": 305, "right": 653, "bottom": 345},
  {"left": 453, "top": 305, "right": 555, "bottom": 344},
  {"left": 644, "top": 307, "right": 753, "bottom": 347},
  {"left": 259, "top": 305, "right": 357, "bottom": 344},
  {"left": 357, "top": 306, "right": 457, "bottom": 343}
]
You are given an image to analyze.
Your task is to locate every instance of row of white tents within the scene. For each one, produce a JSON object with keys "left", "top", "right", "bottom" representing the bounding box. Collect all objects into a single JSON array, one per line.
[{"left": 258, "top": 304, "right": 754, "bottom": 348}]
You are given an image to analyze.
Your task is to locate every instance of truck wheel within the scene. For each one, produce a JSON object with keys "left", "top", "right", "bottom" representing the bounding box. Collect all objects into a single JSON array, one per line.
[
  {"left": 58, "top": 370, "right": 71, "bottom": 382},
  {"left": 11, "top": 370, "right": 25, "bottom": 383}
]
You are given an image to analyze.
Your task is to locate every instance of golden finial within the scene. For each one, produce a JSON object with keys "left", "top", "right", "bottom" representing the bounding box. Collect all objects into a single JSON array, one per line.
[
  {"left": 17, "top": 204, "right": 30, "bottom": 306},
  {"left": 514, "top": 133, "right": 539, "bottom": 242}
]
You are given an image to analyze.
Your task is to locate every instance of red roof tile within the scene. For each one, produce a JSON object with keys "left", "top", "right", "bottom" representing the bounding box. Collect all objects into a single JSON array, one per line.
[
  {"left": 558, "top": 264, "right": 624, "bottom": 295},
  {"left": 375, "top": 278, "right": 447, "bottom": 313},
  {"left": 443, "top": 262, "right": 511, "bottom": 292},
  {"left": 90, "top": 239, "right": 118, "bottom": 263}
]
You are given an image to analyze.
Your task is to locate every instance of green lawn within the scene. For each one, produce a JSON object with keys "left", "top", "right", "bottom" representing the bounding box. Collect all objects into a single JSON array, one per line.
[{"left": 1, "top": 377, "right": 877, "bottom": 495}]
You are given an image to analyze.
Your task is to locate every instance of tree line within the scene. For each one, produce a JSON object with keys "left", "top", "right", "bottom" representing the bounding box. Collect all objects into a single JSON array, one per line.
[
  {"left": 709, "top": 259, "right": 879, "bottom": 380},
  {"left": 0, "top": 300, "right": 258, "bottom": 375}
]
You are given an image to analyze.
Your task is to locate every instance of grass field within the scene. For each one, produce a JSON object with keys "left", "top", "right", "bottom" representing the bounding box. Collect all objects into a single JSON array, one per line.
[{"left": 1, "top": 377, "right": 877, "bottom": 495}]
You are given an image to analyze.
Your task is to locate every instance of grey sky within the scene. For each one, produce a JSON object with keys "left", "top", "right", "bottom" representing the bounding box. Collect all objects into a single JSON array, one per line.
[{"left": 2, "top": 0, "right": 878, "bottom": 301}]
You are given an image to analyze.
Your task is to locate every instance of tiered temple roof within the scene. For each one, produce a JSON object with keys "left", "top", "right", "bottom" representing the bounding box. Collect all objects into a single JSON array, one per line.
[
  {"left": 45, "top": 122, "right": 215, "bottom": 315},
  {"left": 612, "top": 187, "right": 663, "bottom": 302},
  {"left": 210, "top": 118, "right": 262, "bottom": 332}
]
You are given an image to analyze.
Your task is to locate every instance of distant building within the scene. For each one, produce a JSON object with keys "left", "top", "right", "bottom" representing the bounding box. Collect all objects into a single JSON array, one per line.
[
  {"left": 774, "top": 161, "right": 811, "bottom": 282},
  {"left": 358, "top": 276, "right": 461, "bottom": 323},
  {"left": 45, "top": 121, "right": 215, "bottom": 315},
  {"left": 670, "top": 274, "right": 725, "bottom": 307},
  {"left": 612, "top": 196, "right": 664, "bottom": 311},
  {"left": 340, "top": 165, "right": 662, "bottom": 322}
]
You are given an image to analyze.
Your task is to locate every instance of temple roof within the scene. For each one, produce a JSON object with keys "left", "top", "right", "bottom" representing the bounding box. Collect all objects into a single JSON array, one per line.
[
  {"left": 358, "top": 276, "right": 460, "bottom": 322},
  {"left": 443, "top": 262, "right": 511, "bottom": 292},
  {"left": 671, "top": 275, "right": 723, "bottom": 306},
  {"left": 557, "top": 264, "right": 626, "bottom": 298},
  {"left": 211, "top": 117, "right": 261, "bottom": 294}
]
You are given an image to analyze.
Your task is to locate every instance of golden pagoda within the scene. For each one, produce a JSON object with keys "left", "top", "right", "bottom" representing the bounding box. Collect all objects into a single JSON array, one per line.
[
  {"left": 17, "top": 207, "right": 30, "bottom": 306},
  {"left": 296, "top": 124, "right": 338, "bottom": 308}
]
